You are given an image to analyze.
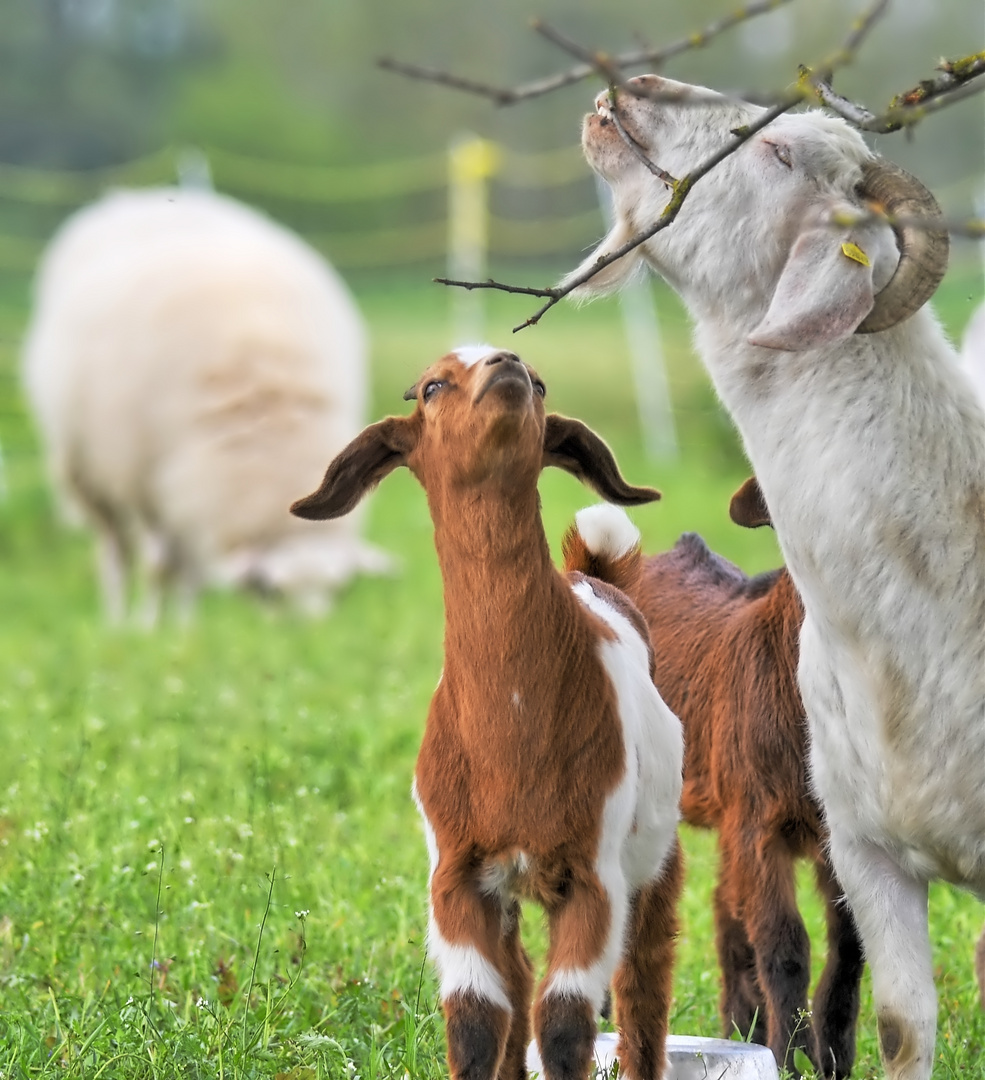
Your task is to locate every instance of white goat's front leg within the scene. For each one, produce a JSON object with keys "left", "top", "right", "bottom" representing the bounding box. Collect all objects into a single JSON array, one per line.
[{"left": 827, "top": 829, "right": 936, "bottom": 1080}]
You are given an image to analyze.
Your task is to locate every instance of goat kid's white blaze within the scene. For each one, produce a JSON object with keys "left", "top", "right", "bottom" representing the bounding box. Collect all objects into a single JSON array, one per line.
[
  {"left": 452, "top": 344, "right": 499, "bottom": 369},
  {"left": 542, "top": 580, "right": 683, "bottom": 1013}
]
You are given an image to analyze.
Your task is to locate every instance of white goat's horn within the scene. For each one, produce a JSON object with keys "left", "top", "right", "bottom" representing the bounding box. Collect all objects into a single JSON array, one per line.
[{"left": 855, "top": 159, "right": 949, "bottom": 334}]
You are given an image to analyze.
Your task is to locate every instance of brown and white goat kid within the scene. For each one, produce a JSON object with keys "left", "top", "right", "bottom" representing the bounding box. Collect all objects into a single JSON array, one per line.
[
  {"left": 291, "top": 346, "right": 685, "bottom": 1080},
  {"left": 570, "top": 480, "right": 865, "bottom": 1077}
]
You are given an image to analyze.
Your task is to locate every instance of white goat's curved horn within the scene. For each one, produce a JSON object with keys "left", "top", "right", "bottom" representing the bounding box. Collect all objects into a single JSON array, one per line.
[{"left": 855, "top": 159, "right": 949, "bottom": 334}]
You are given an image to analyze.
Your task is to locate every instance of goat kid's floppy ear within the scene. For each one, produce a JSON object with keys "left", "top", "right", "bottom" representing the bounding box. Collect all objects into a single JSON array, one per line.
[
  {"left": 543, "top": 414, "right": 660, "bottom": 506},
  {"left": 291, "top": 416, "right": 417, "bottom": 521},
  {"left": 729, "top": 477, "right": 773, "bottom": 529},
  {"left": 748, "top": 227, "right": 885, "bottom": 351}
]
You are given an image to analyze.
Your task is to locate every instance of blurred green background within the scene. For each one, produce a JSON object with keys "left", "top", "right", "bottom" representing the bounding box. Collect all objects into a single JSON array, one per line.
[{"left": 0, "top": 2, "right": 983, "bottom": 1077}]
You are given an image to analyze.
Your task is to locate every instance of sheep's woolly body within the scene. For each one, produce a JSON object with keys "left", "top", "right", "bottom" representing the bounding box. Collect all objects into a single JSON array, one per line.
[{"left": 23, "top": 187, "right": 388, "bottom": 617}]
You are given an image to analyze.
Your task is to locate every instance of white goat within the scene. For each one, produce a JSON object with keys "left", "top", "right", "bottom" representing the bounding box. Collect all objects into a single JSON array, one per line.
[
  {"left": 572, "top": 75, "right": 985, "bottom": 1080},
  {"left": 291, "top": 347, "right": 684, "bottom": 1080},
  {"left": 23, "top": 187, "right": 389, "bottom": 622}
]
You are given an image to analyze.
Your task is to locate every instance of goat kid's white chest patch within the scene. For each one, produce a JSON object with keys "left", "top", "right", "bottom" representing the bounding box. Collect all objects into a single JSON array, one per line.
[{"left": 569, "top": 580, "right": 683, "bottom": 890}]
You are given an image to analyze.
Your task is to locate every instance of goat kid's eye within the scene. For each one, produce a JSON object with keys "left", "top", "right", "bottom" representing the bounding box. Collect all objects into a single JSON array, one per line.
[
  {"left": 423, "top": 380, "right": 445, "bottom": 402},
  {"left": 533, "top": 380, "right": 546, "bottom": 398}
]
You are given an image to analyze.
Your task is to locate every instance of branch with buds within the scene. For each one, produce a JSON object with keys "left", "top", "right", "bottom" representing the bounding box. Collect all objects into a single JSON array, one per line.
[
  {"left": 810, "top": 50, "right": 985, "bottom": 133},
  {"left": 385, "top": 0, "right": 983, "bottom": 331},
  {"left": 379, "top": 0, "right": 799, "bottom": 107}
]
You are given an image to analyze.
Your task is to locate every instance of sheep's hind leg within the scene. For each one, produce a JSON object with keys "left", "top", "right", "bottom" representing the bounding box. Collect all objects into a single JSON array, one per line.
[
  {"left": 811, "top": 855, "right": 864, "bottom": 1077},
  {"left": 827, "top": 830, "right": 935, "bottom": 1080},
  {"left": 613, "top": 838, "right": 683, "bottom": 1080}
]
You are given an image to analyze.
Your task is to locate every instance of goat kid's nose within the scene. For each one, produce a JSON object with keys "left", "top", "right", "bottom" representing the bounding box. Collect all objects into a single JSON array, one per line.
[{"left": 484, "top": 351, "right": 522, "bottom": 367}]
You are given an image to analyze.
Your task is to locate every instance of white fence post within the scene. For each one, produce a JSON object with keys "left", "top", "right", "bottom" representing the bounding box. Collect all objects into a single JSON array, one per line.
[{"left": 595, "top": 177, "right": 678, "bottom": 460}]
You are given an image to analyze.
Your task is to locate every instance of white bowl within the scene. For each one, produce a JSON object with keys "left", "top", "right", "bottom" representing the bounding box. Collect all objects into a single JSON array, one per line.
[{"left": 526, "top": 1031, "right": 780, "bottom": 1079}]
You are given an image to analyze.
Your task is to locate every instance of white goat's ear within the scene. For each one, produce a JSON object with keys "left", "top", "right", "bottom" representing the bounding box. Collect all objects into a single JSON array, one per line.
[
  {"left": 748, "top": 229, "right": 877, "bottom": 351},
  {"left": 291, "top": 415, "right": 418, "bottom": 520},
  {"left": 559, "top": 219, "right": 643, "bottom": 298}
]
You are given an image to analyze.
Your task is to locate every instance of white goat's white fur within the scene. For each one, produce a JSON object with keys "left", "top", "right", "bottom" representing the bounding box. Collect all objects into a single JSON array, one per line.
[
  {"left": 23, "top": 187, "right": 389, "bottom": 622},
  {"left": 576, "top": 74, "right": 985, "bottom": 1080}
]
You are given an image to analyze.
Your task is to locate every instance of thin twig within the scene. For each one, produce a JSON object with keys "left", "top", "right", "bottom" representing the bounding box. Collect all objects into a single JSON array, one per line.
[
  {"left": 380, "top": 0, "right": 798, "bottom": 106},
  {"left": 376, "top": 58, "right": 519, "bottom": 106},
  {"left": 610, "top": 100, "right": 679, "bottom": 188},
  {"left": 433, "top": 276, "right": 556, "bottom": 299},
  {"left": 813, "top": 0, "right": 890, "bottom": 82},
  {"left": 531, "top": 20, "right": 680, "bottom": 189}
]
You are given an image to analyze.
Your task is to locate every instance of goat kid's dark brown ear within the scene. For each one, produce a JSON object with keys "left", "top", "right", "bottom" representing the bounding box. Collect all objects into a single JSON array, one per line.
[
  {"left": 729, "top": 477, "right": 773, "bottom": 529},
  {"left": 542, "top": 414, "right": 660, "bottom": 506},
  {"left": 291, "top": 416, "right": 418, "bottom": 521}
]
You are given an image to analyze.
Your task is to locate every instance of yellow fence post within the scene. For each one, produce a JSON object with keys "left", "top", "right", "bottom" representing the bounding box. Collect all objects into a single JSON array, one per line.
[{"left": 448, "top": 134, "right": 500, "bottom": 346}]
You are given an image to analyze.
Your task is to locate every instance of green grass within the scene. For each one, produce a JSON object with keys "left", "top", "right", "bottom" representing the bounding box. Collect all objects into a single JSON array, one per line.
[{"left": 0, "top": 266, "right": 982, "bottom": 1078}]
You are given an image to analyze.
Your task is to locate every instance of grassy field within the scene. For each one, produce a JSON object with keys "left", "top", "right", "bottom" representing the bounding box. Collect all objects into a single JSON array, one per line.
[{"left": 0, "top": 263, "right": 982, "bottom": 1079}]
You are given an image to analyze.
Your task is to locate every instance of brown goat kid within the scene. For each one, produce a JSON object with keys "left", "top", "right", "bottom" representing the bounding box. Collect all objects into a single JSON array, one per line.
[
  {"left": 564, "top": 478, "right": 864, "bottom": 1078},
  {"left": 291, "top": 347, "right": 685, "bottom": 1080}
]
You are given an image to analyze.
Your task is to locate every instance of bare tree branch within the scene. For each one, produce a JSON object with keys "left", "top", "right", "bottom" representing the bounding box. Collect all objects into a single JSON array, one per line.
[
  {"left": 380, "top": 0, "right": 798, "bottom": 107},
  {"left": 390, "top": 0, "right": 979, "bottom": 332},
  {"left": 438, "top": 0, "right": 895, "bottom": 332},
  {"left": 813, "top": 51, "right": 985, "bottom": 133}
]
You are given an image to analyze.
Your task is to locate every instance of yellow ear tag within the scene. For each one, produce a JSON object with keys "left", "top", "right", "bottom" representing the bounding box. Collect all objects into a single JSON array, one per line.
[{"left": 841, "top": 241, "right": 871, "bottom": 267}]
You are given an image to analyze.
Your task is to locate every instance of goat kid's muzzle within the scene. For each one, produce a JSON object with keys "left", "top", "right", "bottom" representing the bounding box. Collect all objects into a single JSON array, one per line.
[{"left": 473, "top": 355, "right": 533, "bottom": 406}]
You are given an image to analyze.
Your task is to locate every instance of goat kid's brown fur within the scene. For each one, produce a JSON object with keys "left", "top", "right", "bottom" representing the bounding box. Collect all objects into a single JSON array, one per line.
[
  {"left": 564, "top": 477, "right": 864, "bottom": 1079},
  {"left": 292, "top": 348, "right": 684, "bottom": 1080}
]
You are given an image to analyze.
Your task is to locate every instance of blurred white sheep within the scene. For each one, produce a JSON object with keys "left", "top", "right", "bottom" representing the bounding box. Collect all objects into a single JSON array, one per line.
[{"left": 23, "top": 187, "right": 390, "bottom": 623}]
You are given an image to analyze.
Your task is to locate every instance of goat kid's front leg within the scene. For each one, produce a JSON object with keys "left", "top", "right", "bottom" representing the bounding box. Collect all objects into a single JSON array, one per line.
[
  {"left": 429, "top": 861, "right": 517, "bottom": 1080},
  {"left": 811, "top": 855, "right": 864, "bottom": 1077},
  {"left": 827, "top": 830, "right": 936, "bottom": 1080},
  {"left": 613, "top": 839, "right": 684, "bottom": 1080},
  {"left": 535, "top": 871, "right": 618, "bottom": 1080}
]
